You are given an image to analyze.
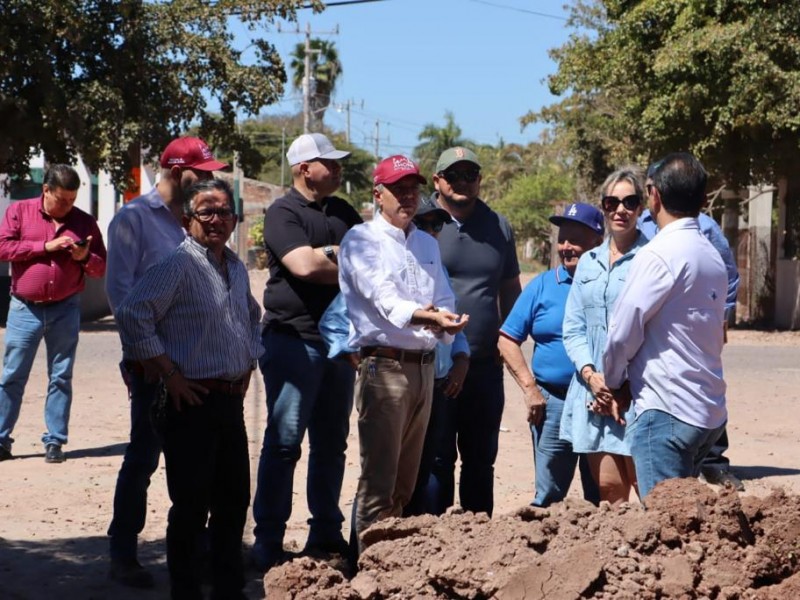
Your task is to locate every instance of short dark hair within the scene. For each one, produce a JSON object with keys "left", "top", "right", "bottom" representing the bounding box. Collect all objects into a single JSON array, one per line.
[
  {"left": 649, "top": 152, "right": 707, "bottom": 217},
  {"left": 182, "top": 178, "right": 235, "bottom": 216},
  {"left": 43, "top": 164, "right": 81, "bottom": 191}
]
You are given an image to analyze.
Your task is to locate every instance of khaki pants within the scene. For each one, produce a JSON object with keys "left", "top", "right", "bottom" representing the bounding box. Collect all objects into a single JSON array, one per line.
[{"left": 354, "top": 356, "right": 434, "bottom": 550}]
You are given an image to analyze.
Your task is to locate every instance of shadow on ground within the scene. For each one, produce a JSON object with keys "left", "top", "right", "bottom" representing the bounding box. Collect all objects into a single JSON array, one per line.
[
  {"left": 0, "top": 536, "right": 268, "bottom": 599},
  {"left": 735, "top": 465, "right": 800, "bottom": 481}
]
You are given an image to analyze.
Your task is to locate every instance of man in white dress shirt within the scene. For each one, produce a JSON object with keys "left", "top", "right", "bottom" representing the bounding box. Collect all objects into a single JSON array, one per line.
[
  {"left": 338, "top": 155, "right": 468, "bottom": 552},
  {"left": 602, "top": 152, "right": 728, "bottom": 500}
]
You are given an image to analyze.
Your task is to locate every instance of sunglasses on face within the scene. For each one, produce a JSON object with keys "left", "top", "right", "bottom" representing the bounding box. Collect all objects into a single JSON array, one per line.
[
  {"left": 191, "top": 208, "right": 236, "bottom": 222},
  {"left": 440, "top": 168, "right": 480, "bottom": 183},
  {"left": 601, "top": 194, "right": 641, "bottom": 212},
  {"left": 415, "top": 219, "right": 445, "bottom": 233}
]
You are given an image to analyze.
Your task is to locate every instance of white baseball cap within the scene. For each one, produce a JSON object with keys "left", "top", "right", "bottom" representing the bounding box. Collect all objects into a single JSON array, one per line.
[{"left": 286, "top": 133, "right": 350, "bottom": 166}]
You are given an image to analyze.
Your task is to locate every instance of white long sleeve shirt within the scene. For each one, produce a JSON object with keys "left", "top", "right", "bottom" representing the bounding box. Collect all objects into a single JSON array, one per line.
[
  {"left": 603, "top": 218, "right": 728, "bottom": 429},
  {"left": 338, "top": 215, "right": 456, "bottom": 351}
]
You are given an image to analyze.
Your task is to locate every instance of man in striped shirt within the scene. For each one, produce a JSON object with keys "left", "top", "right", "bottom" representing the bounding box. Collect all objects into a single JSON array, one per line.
[
  {"left": 0, "top": 164, "right": 106, "bottom": 465},
  {"left": 116, "top": 179, "right": 262, "bottom": 599}
]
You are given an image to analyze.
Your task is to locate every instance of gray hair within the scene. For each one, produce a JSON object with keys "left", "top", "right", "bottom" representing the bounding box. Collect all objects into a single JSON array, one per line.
[{"left": 182, "top": 178, "right": 235, "bottom": 216}]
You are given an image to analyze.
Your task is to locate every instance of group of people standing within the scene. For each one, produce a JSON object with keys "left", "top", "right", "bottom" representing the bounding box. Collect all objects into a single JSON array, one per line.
[
  {"left": 500, "top": 153, "right": 738, "bottom": 510},
  {"left": 0, "top": 134, "right": 741, "bottom": 600}
]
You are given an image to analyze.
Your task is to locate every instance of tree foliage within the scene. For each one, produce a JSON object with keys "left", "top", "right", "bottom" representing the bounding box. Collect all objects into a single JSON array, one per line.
[
  {"left": 289, "top": 38, "right": 343, "bottom": 132},
  {"left": 413, "top": 111, "right": 473, "bottom": 175},
  {"left": 526, "top": 0, "right": 800, "bottom": 191},
  {"left": 0, "top": 0, "right": 319, "bottom": 187}
]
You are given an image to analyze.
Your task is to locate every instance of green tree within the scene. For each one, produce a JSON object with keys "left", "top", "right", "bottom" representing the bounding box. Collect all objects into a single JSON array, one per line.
[
  {"left": 526, "top": 0, "right": 800, "bottom": 196},
  {"left": 492, "top": 164, "right": 575, "bottom": 241},
  {"left": 290, "top": 39, "right": 342, "bottom": 132},
  {"left": 413, "top": 111, "right": 473, "bottom": 175},
  {"left": 0, "top": 0, "right": 318, "bottom": 187}
]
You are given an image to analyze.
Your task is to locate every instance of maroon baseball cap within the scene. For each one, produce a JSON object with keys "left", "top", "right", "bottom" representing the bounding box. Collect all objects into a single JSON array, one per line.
[
  {"left": 373, "top": 155, "right": 427, "bottom": 186},
  {"left": 159, "top": 137, "right": 228, "bottom": 171}
]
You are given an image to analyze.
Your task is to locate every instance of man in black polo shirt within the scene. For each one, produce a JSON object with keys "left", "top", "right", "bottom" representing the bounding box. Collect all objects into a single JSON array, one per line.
[
  {"left": 426, "top": 146, "right": 521, "bottom": 517},
  {"left": 252, "top": 133, "right": 362, "bottom": 571}
]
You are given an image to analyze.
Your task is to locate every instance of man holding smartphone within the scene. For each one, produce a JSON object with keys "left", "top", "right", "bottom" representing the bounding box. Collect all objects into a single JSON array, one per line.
[{"left": 0, "top": 164, "right": 106, "bottom": 465}]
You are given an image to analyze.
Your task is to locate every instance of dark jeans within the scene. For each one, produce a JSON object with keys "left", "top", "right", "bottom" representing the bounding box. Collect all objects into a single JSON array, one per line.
[
  {"left": 404, "top": 381, "right": 445, "bottom": 516},
  {"left": 108, "top": 366, "right": 162, "bottom": 562},
  {"left": 253, "top": 330, "right": 354, "bottom": 551},
  {"left": 700, "top": 427, "right": 731, "bottom": 472},
  {"left": 426, "top": 359, "right": 504, "bottom": 516},
  {"left": 162, "top": 391, "right": 250, "bottom": 600}
]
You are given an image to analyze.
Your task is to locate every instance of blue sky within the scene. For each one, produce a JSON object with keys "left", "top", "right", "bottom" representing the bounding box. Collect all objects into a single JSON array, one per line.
[{"left": 231, "top": 0, "right": 575, "bottom": 157}]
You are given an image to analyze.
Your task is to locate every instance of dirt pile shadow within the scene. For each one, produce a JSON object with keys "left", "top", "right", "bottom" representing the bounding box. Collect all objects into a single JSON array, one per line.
[{"left": 264, "top": 478, "right": 800, "bottom": 599}]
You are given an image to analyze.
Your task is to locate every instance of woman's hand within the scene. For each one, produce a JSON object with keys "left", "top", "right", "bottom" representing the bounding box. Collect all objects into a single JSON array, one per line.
[{"left": 524, "top": 387, "right": 547, "bottom": 427}]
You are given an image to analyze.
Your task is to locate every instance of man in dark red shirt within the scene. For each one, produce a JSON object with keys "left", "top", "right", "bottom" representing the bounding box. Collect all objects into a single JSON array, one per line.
[{"left": 0, "top": 164, "right": 107, "bottom": 463}]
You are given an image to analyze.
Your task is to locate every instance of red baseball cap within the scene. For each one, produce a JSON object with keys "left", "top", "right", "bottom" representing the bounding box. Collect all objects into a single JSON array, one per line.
[
  {"left": 373, "top": 155, "right": 427, "bottom": 186},
  {"left": 159, "top": 137, "right": 228, "bottom": 171}
]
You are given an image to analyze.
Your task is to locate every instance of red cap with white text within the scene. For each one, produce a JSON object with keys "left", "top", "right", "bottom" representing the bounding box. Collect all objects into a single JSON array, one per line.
[
  {"left": 159, "top": 137, "right": 228, "bottom": 171},
  {"left": 373, "top": 155, "right": 427, "bottom": 186}
]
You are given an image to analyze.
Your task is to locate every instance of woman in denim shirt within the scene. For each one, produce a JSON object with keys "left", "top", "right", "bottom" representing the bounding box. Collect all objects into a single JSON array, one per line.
[{"left": 560, "top": 168, "right": 648, "bottom": 504}]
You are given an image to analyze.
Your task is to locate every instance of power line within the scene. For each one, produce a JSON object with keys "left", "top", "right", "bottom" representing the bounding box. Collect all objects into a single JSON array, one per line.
[{"left": 466, "top": 0, "right": 568, "bottom": 20}]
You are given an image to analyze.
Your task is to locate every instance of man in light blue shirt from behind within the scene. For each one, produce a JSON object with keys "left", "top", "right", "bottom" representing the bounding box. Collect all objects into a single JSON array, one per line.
[
  {"left": 604, "top": 152, "right": 728, "bottom": 500},
  {"left": 638, "top": 168, "right": 743, "bottom": 491}
]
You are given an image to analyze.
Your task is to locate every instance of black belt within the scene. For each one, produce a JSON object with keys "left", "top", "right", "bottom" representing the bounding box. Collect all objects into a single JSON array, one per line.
[
  {"left": 361, "top": 346, "right": 435, "bottom": 365},
  {"left": 193, "top": 377, "right": 249, "bottom": 395},
  {"left": 11, "top": 293, "right": 66, "bottom": 307},
  {"left": 538, "top": 381, "right": 569, "bottom": 398}
]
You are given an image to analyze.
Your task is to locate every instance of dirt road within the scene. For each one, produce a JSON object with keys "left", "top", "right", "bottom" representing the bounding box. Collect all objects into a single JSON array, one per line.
[{"left": 0, "top": 295, "right": 798, "bottom": 598}]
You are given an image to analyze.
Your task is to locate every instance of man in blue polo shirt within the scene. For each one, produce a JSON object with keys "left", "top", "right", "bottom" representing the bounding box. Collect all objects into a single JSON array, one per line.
[{"left": 498, "top": 203, "right": 603, "bottom": 506}]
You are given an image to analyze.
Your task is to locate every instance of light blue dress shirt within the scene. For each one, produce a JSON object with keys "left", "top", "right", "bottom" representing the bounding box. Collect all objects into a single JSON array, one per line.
[
  {"left": 560, "top": 233, "right": 648, "bottom": 455},
  {"left": 639, "top": 209, "right": 739, "bottom": 318},
  {"left": 604, "top": 218, "right": 728, "bottom": 429}
]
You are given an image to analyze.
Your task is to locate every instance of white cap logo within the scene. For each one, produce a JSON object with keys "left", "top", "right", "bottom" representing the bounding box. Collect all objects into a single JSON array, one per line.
[{"left": 567, "top": 204, "right": 578, "bottom": 216}]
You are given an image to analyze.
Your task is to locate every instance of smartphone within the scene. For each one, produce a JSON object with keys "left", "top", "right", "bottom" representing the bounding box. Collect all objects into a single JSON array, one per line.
[{"left": 74, "top": 239, "right": 89, "bottom": 247}]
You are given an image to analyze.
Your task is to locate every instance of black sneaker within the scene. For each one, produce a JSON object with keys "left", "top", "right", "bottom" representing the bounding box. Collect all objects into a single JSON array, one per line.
[
  {"left": 44, "top": 444, "right": 65, "bottom": 463},
  {"left": 250, "top": 542, "right": 285, "bottom": 573},
  {"left": 109, "top": 559, "right": 155, "bottom": 589},
  {"left": 0, "top": 446, "right": 12, "bottom": 462},
  {"left": 700, "top": 468, "right": 745, "bottom": 491},
  {"left": 303, "top": 537, "right": 351, "bottom": 557}
]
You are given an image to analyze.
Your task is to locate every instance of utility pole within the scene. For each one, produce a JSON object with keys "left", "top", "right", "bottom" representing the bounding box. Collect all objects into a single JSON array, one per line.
[
  {"left": 277, "top": 23, "right": 338, "bottom": 133},
  {"left": 374, "top": 119, "right": 380, "bottom": 159},
  {"left": 336, "top": 99, "right": 364, "bottom": 144}
]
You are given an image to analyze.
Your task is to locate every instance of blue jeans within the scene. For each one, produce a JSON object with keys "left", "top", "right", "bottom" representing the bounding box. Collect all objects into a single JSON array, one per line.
[
  {"left": 108, "top": 365, "right": 162, "bottom": 562},
  {"left": 252, "top": 330, "right": 354, "bottom": 549},
  {"left": 629, "top": 409, "right": 726, "bottom": 500},
  {"left": 530, "top": 387, "right": 599, "bottom": 507},
  {"left": 426, "top": 360, "right": 504, "bottom": 516},
  {"left": 0, "top": 295, "right": 80, "bottom": 450}
]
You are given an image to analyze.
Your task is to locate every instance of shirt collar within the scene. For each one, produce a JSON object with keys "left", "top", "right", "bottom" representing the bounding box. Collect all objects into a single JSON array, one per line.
[
  {"left": 143, "top": 187, "right": 169, "bottom": 209},
  {"left": 555, "top": 264, "right": 572, "bottom": 284},
  {"left": 373, "top": 211, "right": 415, "bottom": 241},
  {"left": 185, "top": 236, "right": 236, "bottom": 265},
  {"left": 658, "top": 216, "right": 699, "bottom": 235}
]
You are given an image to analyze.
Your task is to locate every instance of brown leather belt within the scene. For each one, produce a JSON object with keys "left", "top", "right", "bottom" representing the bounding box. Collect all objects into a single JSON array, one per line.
[
  {"left": 193, "top": 377, "right": 248, "bottom": 395},
  {"left": 12, "top": 294, "right": 65, "bottom": 307},
  {"left": 361, "top": 346, "right": 435, "bottom": 365}
]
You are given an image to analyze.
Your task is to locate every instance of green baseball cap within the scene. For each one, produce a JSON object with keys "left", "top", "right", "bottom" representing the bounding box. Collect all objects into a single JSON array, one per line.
[{"left": 435, "top": 146, "right": 481, "bottom": 173}]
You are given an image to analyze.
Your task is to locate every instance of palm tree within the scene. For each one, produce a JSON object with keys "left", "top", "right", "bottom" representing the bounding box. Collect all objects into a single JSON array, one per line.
[
  {"left": 290, "top": 39, "right": 342, "bottom": 132},
  {"left": 413, "top": 111, "right": 472, "bottom": 175}
]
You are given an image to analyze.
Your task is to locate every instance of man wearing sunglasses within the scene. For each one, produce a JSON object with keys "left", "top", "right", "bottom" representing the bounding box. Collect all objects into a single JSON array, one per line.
[
  {"left": 603, "top": 152, "right": 728, "bottom": 501},
  {"left": 426, "top": 147, "right": 521, "bottom": 517},
  {"left": 116, "top": 178, "right": 262, "bottom": 599},
  {"left": 252, "top": 133, "right": 362, "bottom": 571},
  {"left": 105, "top": 136, "right": 227, "bottom": 588},
  {"left": 637, "top": 164, "right": 743, "bottom": 493}
]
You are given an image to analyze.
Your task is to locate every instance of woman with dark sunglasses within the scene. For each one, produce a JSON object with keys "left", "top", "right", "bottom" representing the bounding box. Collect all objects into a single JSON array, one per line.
[{"left": 560, "top": 167, "right": 649, "bottom": 504}]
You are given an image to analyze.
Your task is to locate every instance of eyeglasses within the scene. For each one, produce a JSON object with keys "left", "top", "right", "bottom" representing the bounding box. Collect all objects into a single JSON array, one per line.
[
  {"left": 191, "top": 208, "right": 236, "bottom": 222},
  {"left": 440, "top": 168, "right": 480, "bottom": 183},
  {"left": 601, "top": 194, "right": 641, "bottom": 212},
  {"left": 415, "top": 219, "right": 445, "bottom": 233}
]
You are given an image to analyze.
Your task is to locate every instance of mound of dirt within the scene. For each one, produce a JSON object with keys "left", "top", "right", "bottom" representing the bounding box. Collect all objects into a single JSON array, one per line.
[{"left": 265, "top": 479, "right": 800, "bottom": 599}]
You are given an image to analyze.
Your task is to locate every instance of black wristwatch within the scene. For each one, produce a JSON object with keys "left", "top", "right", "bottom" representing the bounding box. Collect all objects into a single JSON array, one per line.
[{"left": 323, "top": 245, "right": 336, "bottom": 262}]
